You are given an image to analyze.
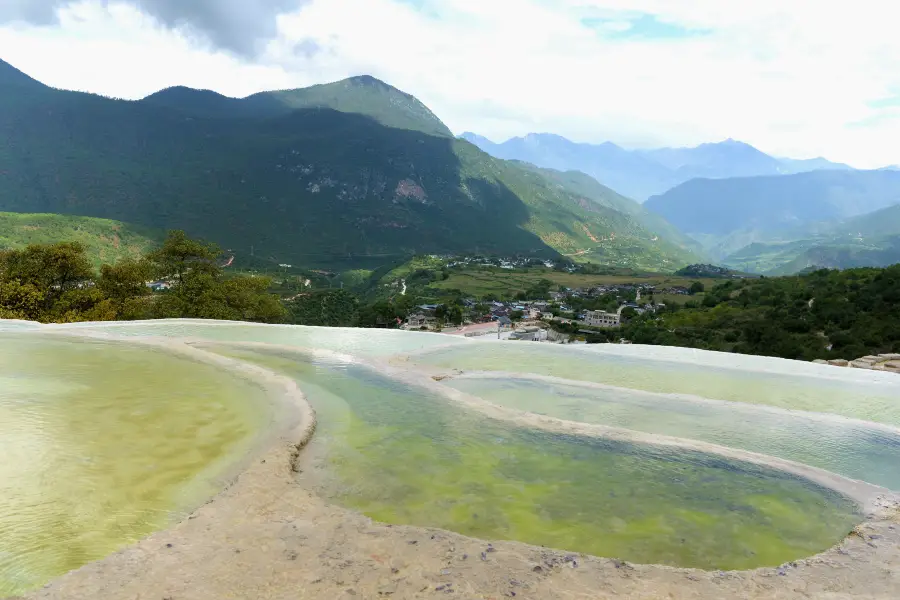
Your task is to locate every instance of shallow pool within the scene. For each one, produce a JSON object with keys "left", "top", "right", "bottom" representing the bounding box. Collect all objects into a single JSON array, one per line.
[
  {"left": 205, "top": 345, "right": 862, "bottom": 571},
  {"left": 0, "top": 334, "right": 271, "bottom": 596},
  {"left": 410, "top": 343, "right": 900, "bottom": 425},
  {"left": 446, "top": 376, "right": 900, "bottom": 491}
]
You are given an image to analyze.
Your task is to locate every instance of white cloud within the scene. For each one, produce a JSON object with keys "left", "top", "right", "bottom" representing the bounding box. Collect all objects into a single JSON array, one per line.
[{"left": 1, "top": 0, "right": 899, "bottom": 168}]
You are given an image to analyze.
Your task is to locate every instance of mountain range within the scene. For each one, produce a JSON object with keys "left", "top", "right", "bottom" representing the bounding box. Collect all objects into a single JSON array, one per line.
[
  {"left": 642, "top": 170, "right": 900, "bottom": 263},
  {"left": 0, "top": 58, "right": 699, "bottom": 272},
  {"left": 460, "top": 133, "right": 854, "bottom": 202},
  {"left": 4, "top": 55, "right": 899, "bottom": 276},
  {"left": 722, "top": 203, "right": 900, "bottom": 275}
]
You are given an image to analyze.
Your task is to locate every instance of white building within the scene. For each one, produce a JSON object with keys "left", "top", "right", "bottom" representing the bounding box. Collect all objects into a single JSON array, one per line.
[{"left": 585, "top": 310, "right": 620, "bottom": 328}]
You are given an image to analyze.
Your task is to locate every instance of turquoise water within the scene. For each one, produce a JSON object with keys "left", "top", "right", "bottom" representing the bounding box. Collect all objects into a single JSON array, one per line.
[
  {"left": 447, "top": 376, "right": 900, "bottom": 491},
  {"left": 203, "top": 345, "right": 862, "bottom": 571}
]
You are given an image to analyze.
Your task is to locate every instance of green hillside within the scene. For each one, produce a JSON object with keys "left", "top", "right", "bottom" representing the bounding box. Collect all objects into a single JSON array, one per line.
[
  {"left": 145, "top": 75, "right": 452, "bottom": 137},
  {"left": 830, "top": 203, "right": 900, "bottom": 238},
  {"left": 616, "top": 265, "right": 900, "bottom": 362},
  {"left": 725, "top": 237, "right": 900, "bottom": 275},
  {"left": 645, "top": 171, "right": 900, "bottom": 259},
  {"left": 520, "top": 165, "right": 706, "bottom": 257},
  {"left": 250, "top": 76, "right": 453, "bottom": 137},
  {"left": 0, "top": 212, "right": 162, "bottom": 267},
  {"left": 724, "top": 204, "right": 900, "bottom": 274},
  {"left": 0, "top": 58, "right": 696, "bottom": 272}
]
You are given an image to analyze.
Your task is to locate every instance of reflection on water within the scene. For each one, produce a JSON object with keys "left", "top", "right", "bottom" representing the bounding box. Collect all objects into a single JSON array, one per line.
[
  {"left": 411, "top": 343, "right": 900, "bottom": 425},
  {"left": 447, "top": 377, "right": 900, "bottom": 491},
  {"left": 206, "top": 346, "right": 862, "bottom": 571},
  {"left": 0, "top": 334, "right": 270, "bottom": 596}
]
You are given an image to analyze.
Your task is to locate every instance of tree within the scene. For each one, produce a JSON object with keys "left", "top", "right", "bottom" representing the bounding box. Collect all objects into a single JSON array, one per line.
[
  {"left": 220, "top": 277, "right": 286, "bottom": 323},
  {"left": 0, "top": 279, "right": 44, "bottom": 321},
  {"left": 144, "top": 231, "right": 284, "bottom": 323},
  {"left": 147, "top": 230, "right": 221, "bottom": 284},
  {"left": 287, "top": 289, "right": 359, "bottom": 327},
  {"left": 434, "top": 304, "right": 448, "bottom": 322},
  {"left": 447, "top": 304, "right": 464, "bottom": 326},
  {"left": 689, "top": 281, "right": 705, "bottom": 295},
  {"left": 98, "top": 258, "right": 154, "bottom": 319},
  {"left": 0, "top": 242, "right": 107, "bottom": 322},
  {"left": 0, "top": 233, "right": 287, "bottom": 324}
]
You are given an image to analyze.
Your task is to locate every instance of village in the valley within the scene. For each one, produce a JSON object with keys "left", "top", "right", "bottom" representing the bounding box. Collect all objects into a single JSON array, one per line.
[{"left": 400, "top": 276, "right": 692, "bottom": 343}]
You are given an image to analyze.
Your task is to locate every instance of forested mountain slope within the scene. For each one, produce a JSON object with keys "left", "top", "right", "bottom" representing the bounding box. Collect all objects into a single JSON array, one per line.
[{"left": 0, "top": 58, "right": 697, "bottom": 271}]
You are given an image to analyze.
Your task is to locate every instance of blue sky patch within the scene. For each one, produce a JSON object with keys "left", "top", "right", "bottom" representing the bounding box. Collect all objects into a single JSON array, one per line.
[
  {"left": 583, "top": 14, "right": 712, "bottom": 40},
  {"left": 867, "top": 95, "right": 900, "bottom": 109}
]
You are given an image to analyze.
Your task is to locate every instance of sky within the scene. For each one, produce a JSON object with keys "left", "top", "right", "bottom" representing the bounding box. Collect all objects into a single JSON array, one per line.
[{"left": 1, "top": 0, "right": 898, "bottom": 168}]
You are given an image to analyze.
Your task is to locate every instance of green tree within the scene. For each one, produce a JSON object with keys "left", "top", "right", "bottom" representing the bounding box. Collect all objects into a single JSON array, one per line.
[
  {"left": 146, "top": 231, "right": 284, "bottom": 323},
  {"left": 447, "top": 304, "right": 464, "bottom": 326},
  {"left": 0, "top": 279, "right": 44, "bottom": 320},
  {"left": 98, "top": 258, "right": 154, "bottom": 319},
  {"left": 689, "top": 281, "right": 705, "bottom": 295},
  {"left": 147, "top": 230, "right": 220, "bottom": 285},
  {"left": 220, "top": 277, "right": 286, "bottom": 323},
  {"left": 0, "top": 242, "right": 109, "bottom": 322},
  {"left": 287, "top": 289, "right": 359, "bottom": 327}
]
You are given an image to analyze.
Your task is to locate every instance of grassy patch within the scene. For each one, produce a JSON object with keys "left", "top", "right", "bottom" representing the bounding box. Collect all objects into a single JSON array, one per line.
[
  {"left": 430, "top": 266, "right": 721, "bottom": 297},
  {"left": 0, "top": 212, "right": 162, "bottom": 268}
]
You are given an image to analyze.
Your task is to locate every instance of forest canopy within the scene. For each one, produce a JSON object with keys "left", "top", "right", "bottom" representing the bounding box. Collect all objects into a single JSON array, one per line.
[{"left": 0, "top": 231, "right": 285, "bottom": 324}]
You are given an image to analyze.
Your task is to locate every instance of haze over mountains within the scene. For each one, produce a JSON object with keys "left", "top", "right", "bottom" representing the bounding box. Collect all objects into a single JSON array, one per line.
[
  {"left": 4, "top": 51, "right": 900, "bottom": 277},
  {"left": 722, "top": 202, "right": 900, "bottom": 275},
  {"left": 644, "top": 170, "right": 900, "bottom": 254},
  {"left": 0, "top": 58, "right": 699, "bottom": 272},
  {"left": 463, "top": 130, "right": 900, "bottom": 274},
  {"left": 461, "top": 132, "right": 856, "bottom": 203}
]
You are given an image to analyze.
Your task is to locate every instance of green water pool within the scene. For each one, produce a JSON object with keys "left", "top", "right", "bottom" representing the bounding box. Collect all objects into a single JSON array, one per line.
[
  {"left": 205, "top": 345, "right": 863, "bottom": 571},
  {"left": 446, "top": 376, "right": 900, "bottom": 491},
  {"left": 0, "top": 334, "right": 271, "bottom": 596}
]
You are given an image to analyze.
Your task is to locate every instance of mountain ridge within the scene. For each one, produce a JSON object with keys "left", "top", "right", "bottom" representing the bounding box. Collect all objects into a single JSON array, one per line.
[
  {"left": 0, "top": 58, "right": 46, "bottom": 88},
  {"left": 0, "top": 57, "right": 698, "bottom": 272},
  {"left": 143, "top": 75, "right": 452, "bottom": 137},
  {"left": 645, "top": 169, "right": 900, "bottom": 238},
  {"left": 462, "top": 132, "right": 860, "bottom": 201}
]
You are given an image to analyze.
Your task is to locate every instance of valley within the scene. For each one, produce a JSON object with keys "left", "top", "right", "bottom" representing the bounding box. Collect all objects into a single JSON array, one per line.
[{"left": 2, "top": 6, "right": 900, "bottom": 600}]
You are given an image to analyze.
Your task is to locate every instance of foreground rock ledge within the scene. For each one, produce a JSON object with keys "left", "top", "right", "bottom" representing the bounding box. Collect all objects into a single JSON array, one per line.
[{"left": 12, "top": 432, "right": 900, "bottom": 600}]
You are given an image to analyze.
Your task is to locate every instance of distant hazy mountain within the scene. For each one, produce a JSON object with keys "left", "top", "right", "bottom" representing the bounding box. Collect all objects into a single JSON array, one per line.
[
  {"left": 459, "top": 132, "right": 673, "bottom": 202},
  {"left": 643, "top": 170, "right": 900, "bottom": 259},
  {"left": 459, "top": 133, "right": 856, "bottom": 201},
  {"left": 460, "top": 132, "right": 672, "bottom": 201},
  {"left": 638, "top": 139, "right": 784, "bottom": 180},
  {"left": 778, "top": 157, "right": 854, "bottom": 173},
  {"left": 724, "top": 203, "right": 900, "bottom": 274}
]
